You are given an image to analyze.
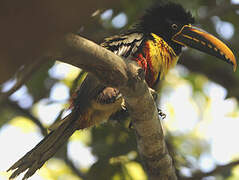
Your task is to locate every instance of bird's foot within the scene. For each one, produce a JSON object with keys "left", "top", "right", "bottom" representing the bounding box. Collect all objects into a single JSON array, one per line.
[{"left": 158, "top": 108, "right": 166, "bottom": 119}]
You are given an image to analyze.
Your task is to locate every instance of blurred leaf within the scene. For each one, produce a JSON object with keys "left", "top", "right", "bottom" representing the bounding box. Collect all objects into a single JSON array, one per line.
[
  {"left": 185, "top": 73, "right": 208, "bottom": 93},
  {"left": 39, "top": 159, "right": 81, "bottom": 180},
  {"left": 26, "top": 61, "right": 55, "bottom": 102},
  {"left": 70, "top": 129, "right": 92, "bottom": 145},
  {"left": 125, "top": 162, "right": 147, "bottom": 180},
  {"left": 9, "top": 116, "right": 37, "bottom": 133},
  {"left": 228, "top": 165, "right": 239, "bottom": 180},
  {"left": 0, "top": 107, "right": 17, "bottom": 128}
]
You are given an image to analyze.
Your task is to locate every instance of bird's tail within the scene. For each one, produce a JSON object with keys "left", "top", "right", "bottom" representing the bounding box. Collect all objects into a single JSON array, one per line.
[{"left": 7, "top": 111, "right": 85, "bottom": 180}]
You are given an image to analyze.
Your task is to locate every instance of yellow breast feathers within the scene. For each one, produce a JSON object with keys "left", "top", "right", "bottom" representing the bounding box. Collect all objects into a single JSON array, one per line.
[{"left": 147, "top": 33, "right": 179, "bottom": 80}]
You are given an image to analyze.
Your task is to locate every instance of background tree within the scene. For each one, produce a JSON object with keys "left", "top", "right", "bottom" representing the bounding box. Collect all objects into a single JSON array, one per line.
[{"left": 1, "top": 0, "right": 239, "bottom": 179}]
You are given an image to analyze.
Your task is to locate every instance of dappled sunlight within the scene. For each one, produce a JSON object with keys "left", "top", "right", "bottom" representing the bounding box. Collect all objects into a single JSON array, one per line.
[
  {"left": 229, "top": 165, "right": 239, "bottom": 180},
  {"left": 70, "top": 129, "right": 92, "bottom": 144},
  {"left": 101, "top": 9, "right": 113, "bottom": 21},
  {"left": 112, "top": 13, "right": 128, "bottom": 29},
  {"left": 161, "top": 66, "right": 239, "bottom": 173},
  {"left": 210, "top": 116, "right": 239, "bottom": 164},
  {"left": 231, "top": 0, "right": 239, "bottom": 4},
  {"left": 9, "top": 116, "right": 37, "bottom": 133},
  {"left": 0, "top": 124, "right": 43, "bottom": 180},
  {"left": 67, "top": 141, "right": 97, "bottom": 169},
  {"left": 162, "top": 70, "right": 200, "bottom": 133},
  {"left": 163, "top": 90, "right": 199, "bottom": 132},
  {"left": 39, "top": 159, "right": 81, "bottom": 180},
  {"left": 198, "top": 153, "right": 216, "bottom": 173},
  {"left": 35, "top": 99, "right": 64, "bottom": 126},
  {"left": 49, "top": 82, "right": 70, "bottom": 101},
  {"left": 48, "top": 61, "right": 80, "bottom": 81},
  {"left": 211, "top": 16, "right": 235, "bottom": 40},
  {"left": 8, "top": 85, "right": 33, "bottom": 109},
  {"left": 1, "top": 78, "right": 17, "bottom": 92},
  {"left": 125, "top": 162, "right": 147, "bottom": 180}
]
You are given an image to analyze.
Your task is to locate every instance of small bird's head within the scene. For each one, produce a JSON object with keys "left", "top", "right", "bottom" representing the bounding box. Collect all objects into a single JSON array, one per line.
[{"left": 137, "top": 2, "right": 237, "bottom": 71}]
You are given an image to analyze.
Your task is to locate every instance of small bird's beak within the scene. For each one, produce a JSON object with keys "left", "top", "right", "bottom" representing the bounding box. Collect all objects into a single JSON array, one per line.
[{"left": 172, "top": 25, "right": 237, "bottom": 71}]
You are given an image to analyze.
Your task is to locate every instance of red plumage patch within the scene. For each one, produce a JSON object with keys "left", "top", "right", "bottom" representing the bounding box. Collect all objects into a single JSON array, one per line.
[{"left": 132, "top": 42, "right": 155, "bottom": 87}]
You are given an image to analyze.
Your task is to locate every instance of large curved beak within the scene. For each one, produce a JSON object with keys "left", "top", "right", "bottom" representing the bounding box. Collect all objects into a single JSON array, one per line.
[{"left": 172, "top": 25, "right": 237, "bottom": 71}]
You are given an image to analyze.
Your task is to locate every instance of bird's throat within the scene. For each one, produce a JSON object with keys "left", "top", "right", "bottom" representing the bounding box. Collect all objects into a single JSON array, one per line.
[{"left": 133, "top": 33, "right": 179, "bottom": 87}]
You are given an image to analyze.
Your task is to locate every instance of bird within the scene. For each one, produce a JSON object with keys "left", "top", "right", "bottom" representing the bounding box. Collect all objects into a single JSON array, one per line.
[{"left": 8, "top": 2, "right": 237, "bottom": 179}]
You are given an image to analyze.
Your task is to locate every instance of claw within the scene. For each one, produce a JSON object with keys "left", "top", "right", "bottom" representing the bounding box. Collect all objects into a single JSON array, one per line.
[{"left": 158, "top": 108, "right": 166, "bottom": 119}]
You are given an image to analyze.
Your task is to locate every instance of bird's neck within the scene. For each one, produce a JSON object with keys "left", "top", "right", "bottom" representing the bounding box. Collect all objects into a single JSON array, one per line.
[{"left": 133, "top": 33, "right": 179, "bottom": 88}]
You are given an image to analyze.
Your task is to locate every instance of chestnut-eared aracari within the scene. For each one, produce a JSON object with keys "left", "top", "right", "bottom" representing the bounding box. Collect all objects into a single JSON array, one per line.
[{"left": 8, "top": 2, "right": 237, "bottom": 179}]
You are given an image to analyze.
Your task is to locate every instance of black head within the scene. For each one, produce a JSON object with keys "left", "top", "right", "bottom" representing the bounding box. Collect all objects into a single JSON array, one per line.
[
  {"left": 131, "top": 1, "right": 236, "bottom": 71},
  {"left": 135, "top": 2, "right": 195, "bottom": 54}
]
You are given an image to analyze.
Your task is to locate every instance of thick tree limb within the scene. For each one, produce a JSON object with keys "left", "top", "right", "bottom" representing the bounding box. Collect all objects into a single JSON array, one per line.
[
  {"left": 120, "top": 63, "right": 177, "bottom": 180},
  {"left": 55, "top": 34, "right": 129, "bottom": 87},
  {"left": 52, "top": 34, "right": 177, "bottom": 179}
]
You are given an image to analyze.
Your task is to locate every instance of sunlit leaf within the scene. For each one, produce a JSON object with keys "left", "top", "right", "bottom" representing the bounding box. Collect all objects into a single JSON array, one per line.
[
  {"left": 228, "top": 164, "right": 239, "bottom": 180},
  {"left": 39, "top": 159, "right": 81, "bottom": 180},
  {"left": 125, "top": 162, "right": 147, "bottom": 180},
  {"left": 9, "top": 116, "right": 37, "bottom": 133},
  {"left": 70, "top": 129, "right": 92, "bottom": 145}
]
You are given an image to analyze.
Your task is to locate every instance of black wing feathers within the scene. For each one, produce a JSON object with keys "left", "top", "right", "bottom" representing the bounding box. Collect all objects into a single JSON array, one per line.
[
  {"left": 94, "top": 32, "right": 145, "bottom": 104},
  {"left": 101, "top": 33, "right": 144, "bottom": 58}
]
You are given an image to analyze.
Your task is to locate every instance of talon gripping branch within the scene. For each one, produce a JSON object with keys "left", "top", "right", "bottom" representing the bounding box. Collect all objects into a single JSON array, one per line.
[{"left": 8, "top": 2, "right": 236, "bottom": 179}]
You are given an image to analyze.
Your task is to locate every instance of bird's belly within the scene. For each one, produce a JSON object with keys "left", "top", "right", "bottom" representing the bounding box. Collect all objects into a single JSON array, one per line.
[{"left": 89, "top": 97, "right": 123, "bottom": 126}]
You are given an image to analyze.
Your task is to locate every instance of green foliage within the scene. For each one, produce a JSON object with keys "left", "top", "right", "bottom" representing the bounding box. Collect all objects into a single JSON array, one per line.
[{"left": 26, "top": 61, "right": 55, "bottom": 102}]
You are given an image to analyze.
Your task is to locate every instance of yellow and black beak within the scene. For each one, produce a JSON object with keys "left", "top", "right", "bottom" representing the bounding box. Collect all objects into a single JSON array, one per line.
[{"left": 172, "top": 25, "right": 237, "bottom": 71}]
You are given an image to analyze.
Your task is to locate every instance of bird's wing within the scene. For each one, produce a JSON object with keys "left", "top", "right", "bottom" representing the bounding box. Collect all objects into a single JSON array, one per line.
[
  {"left": 101, "top": 32, "right": 145, "bottom": 58},
  {"left": 72, "top": 33, "right": 145, "bottom": 106},
  {"left": 50, "top": 33, "right": 146, "bottom": 131}
]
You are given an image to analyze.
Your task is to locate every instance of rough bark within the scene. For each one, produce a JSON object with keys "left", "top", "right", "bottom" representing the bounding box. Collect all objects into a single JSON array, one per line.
[{"left": 55, "top": 34, "right": 129, "bottom": 87}]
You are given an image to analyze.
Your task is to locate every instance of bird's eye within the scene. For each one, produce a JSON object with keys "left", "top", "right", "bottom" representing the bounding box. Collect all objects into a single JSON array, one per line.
[{"left": 171, "top": 24, "right": 178, "bottom": 30}]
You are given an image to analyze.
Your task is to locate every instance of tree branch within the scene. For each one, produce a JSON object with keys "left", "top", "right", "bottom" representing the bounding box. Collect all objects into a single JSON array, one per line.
[
  {"left": 53, "top": 34, "right": 177, "bottom": 179},
  {"left": 0, "top": 58, "right": 47, "bottom": 105},
  {"left": 5, "top": 100, "right": 47, "bottom": 136},
  {"left": 180, "top": 53, "right": 239, "bottom": 99},
  {"left": 121, "top": 63, "right": 177, "bottom": 180},
  {"left": 64, "top": 155, "right": 86, "bottom": 179},
  {"left": 55, "top": 33, "right": 129, "bottom": 87},
  {"left": 181, "top": 159, "right": 239, "bottom": 180}
]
